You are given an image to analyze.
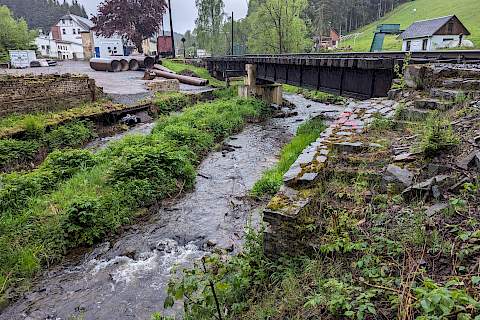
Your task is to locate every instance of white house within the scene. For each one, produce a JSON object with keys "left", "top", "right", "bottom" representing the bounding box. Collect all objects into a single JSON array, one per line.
[
  {"left": 35, "top": 13, "right": 125, "bottom": 60},
  {"left": 400, "top": 15, "right": 471, "bottom": 52}
]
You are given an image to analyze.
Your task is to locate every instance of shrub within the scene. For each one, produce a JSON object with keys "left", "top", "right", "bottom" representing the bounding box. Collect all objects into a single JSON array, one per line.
[
  {"left": 416, "top": 111, "right": 459, "bottom": 157},
  {"left": 159, "top": 124, "right": 214, "bottom": 157},
  {"left": 23, "top": 115, "right": 45, "bottom": 139},
  {"left": 153, "top": 92, "right": 192, "bottom": 113},
  {"left": 0, "top": 139, "right": 40, "bottom": 167},
  {"left": 40, "top": 149, "right": 96, "bottom": 179},
  {"left": 43, "top": 121, "right": 95, "bottom": 150},
  {"left": 107, "top": 144, "right": 196, "bottom": 206},
  {"left": 0, "top": 149, "right": 96, "bottom": 213}
]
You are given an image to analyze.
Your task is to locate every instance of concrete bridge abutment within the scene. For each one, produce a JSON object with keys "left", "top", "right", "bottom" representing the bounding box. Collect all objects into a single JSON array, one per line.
[{"left": 238, "top": 64, "right": 283, "bottom": 105}]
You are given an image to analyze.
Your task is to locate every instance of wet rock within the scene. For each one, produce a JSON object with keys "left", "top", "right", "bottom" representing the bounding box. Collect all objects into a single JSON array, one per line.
[
  {"left": 426, "top": 202, "right": 449, "bottom": 216},
  {"left": 457, "top": 150, "right": 480, "bottom": 170},
  {"left": 136, "top": 111, "right": 153, "bottom": 123},
  {"left": 332, "top": 142, "right": 364, "bottom": 153},
  {"left": 225, "top": 244, "right": 234, "bottom": 252},
  {"left": 206, "top": 240, "right": 217, "bottom": 247},
  {"left": 393, "top": 152, "right": 416, "bottom": 162},
  {"left": 403, "top": 175, "right": 452, "bottom": 200},
  {"left": 283, "top": 164, "right": 302, "bottom": 185},
  {"left": 382, "top": 164, "right": 413, "bottom": 191},
  {"left": 273, "top": 111, "right": 298, "bottom": 118}
]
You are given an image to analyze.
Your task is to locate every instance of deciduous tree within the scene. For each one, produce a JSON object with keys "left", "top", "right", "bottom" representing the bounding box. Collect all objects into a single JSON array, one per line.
[
  {"left": 247, "top": 0, "right": 311, "bottom": 54},
  {"left": 0, "top": 5, "right": 36, "bottom": 62},
  {"left": 92, "top": 0, "right": 167, "bottom": 53},
  {"left": 195, "top": 0, "right": 224, "bottom": 55}
]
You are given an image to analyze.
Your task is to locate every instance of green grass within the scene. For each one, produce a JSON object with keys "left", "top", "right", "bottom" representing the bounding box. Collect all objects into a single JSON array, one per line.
[
  {"left": 0, "top": 100, "right": 125, "bottom": 139},
  {"left": 282, "top": 84, "right": 346, "bottom": 104},
  {"left": 251, "top": 117, "right": 326, "bottom": 197},
  {"left": 342, "top": 0, "right": 480, "bottom": 51},
  {"left": 162, "top": 60, "right": 225, "bottom": 87},
  {"left": 0, "top": 96, "right": 266, "bottom": 304}
]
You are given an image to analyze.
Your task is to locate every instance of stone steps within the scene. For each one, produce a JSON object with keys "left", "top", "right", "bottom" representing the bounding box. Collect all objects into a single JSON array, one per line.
[
  {"left": 432, "top": 66, "right": 480, "bottom": 80},
  {"left": 398, "top": 107, "right": 431, "bottom": 121},
  {"left": 414, "top": 97, "right": 453, "bottom": 111},
  {"left": 442, "top": 78, "right": 480, "bottom": 91}
]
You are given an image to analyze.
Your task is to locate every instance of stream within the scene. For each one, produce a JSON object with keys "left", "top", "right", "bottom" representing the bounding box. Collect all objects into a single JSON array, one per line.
[{"left": 0, "top": 94, "right": 345, "bottom": 320}]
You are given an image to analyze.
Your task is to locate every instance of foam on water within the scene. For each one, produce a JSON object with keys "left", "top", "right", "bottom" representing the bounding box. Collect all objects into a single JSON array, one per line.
[{"left": 88, "top": 239, "right": 203, "bottom": 285}]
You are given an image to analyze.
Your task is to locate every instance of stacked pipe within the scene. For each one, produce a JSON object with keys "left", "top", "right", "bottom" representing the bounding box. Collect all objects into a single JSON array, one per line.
[{"left": 89, "top": 55, "right": 155, "bottom": 72}]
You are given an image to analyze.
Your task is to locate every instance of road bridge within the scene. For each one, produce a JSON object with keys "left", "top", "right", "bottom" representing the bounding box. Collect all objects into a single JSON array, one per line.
[{"left": 205, "top": 50, "right": 480, "bottom": 99}]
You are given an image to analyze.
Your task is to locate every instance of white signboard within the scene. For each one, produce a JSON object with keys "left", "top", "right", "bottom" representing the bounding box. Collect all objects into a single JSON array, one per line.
[{"left": 9, "top": 50, "right": 36, "bottom": 68}]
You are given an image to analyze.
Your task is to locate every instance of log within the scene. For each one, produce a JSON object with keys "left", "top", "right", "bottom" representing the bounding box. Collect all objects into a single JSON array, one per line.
[
  {"left": 150, "top": 69, "right": 209, "bottom": 86},
  {"left": 153, "top": 64, "right": 175, "bottom": 74}
]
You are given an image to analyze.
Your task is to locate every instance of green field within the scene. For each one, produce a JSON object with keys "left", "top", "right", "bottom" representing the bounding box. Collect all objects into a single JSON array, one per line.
[{"left": 342, "top": 0, "right": 480, "bottom": 51}]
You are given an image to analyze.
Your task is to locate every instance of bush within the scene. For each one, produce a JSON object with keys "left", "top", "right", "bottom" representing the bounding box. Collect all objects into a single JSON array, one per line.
[
  {"left": 23, "top": 115, "right": 45, "bottom": 139},
  {"left": 417, "top": 112, "right": 459, "bottom": 157},
  {"left": 40, "top": 149, "right": 96, "bottom": 179},
  {"left": 153, "top": 92, "right": 192, "bottom": 113},
  {"left": 0, "top": 138, "right": 40, "bottom": 167},
  {"left": 43, "top": 121, "right": 95, "bottom": 150},
  {"left": 160, "top": 124, "right": 214, "bottom": 157},
  {"left": 108, "top": 143, "right": 196, "bottom": 200},
  {"left": 0, "top": 149, "right": 96, "bottom": 213}
]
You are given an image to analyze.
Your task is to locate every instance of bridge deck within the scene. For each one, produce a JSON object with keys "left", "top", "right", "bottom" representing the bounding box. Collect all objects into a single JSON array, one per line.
[{"left": 205, "top": 51, "right": 480, "bottom": 99}]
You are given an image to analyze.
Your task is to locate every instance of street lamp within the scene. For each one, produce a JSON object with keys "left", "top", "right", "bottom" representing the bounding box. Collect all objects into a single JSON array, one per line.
[{"left": 181, "top": 37, "right": 186, "bottom": 58}]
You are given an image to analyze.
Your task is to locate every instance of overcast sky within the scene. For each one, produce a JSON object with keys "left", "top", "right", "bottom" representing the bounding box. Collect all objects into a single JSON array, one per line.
[{"left": 78, "top": 0, "right": 249, "bottom": 34}]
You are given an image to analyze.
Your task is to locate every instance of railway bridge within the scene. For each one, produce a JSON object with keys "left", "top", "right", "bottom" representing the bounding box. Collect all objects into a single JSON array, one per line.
[{"left": 205, "top": 51, "right": 480, "bottom": 99}]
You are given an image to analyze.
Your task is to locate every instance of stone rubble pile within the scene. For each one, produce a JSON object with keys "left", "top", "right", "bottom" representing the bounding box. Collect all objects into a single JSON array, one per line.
[{"left": 283, "top": 98, "right": 399, "bottom": 188}]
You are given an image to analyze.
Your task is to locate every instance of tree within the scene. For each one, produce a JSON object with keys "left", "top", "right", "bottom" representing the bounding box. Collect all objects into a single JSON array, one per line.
[
  {"left": 0, "top": 5, "right": 36, "bottom": 62},
  {"left": 92, "top": 0, "right": 168, "bottom": 53},
  {"left": 247, "top": 0, "right": 311, "bottom": 54},
  {"left": 0, "top": 0, "right": 88, "bottom": 32},
  {"left": 195, "top": 0, "right": 224, "bottom": 55}
]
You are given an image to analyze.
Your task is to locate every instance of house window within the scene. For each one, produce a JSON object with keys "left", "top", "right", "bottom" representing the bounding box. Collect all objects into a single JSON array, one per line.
[
  {"left": 422, "top": 39, "right": 428, "bottom": 51},
  {"left": 41, "top": 45, "right": 45, "bottom": 49},
  {"left": 447, "top": 22, "right": 454, "bottom": 33},
  {"left": 62, "top": 29, "right": 66, "bottom": 35},
  {"left": 406, "top": 41, "right": 411, "bottom": 51},
  {"left": 78, "top": 29, "right": 81, "bottom": 34},
  {"left": 443, "top": 38, "right": 454, "bottom": 42},
  {"left": 73, "top": 29, "right": 76, "bottom": 34},
  {"left": 61, "top": 19, "right": 65, "bottom": 24}
]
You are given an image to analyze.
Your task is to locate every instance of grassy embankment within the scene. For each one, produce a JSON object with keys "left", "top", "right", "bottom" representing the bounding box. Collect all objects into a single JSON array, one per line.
[
  {"left": 162, "top": 59, "right": 225, "bottom": 87},
  {"left": 164, "top": 99, "right": 480, "bottom": 319},
  {"left": 342, "top": 0, "right": 480, "bottom": 51},
  {"left": 251, "top": 118, "right": 326, "bottom": 197},
  {"left": 0, "top": 89, "right": 265, "bottom": 305}
]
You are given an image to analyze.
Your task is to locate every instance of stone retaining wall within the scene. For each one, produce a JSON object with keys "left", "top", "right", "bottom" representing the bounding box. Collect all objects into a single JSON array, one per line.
[
  {"left": 0, "top": 74, "right": 103, "bottom": 117},
  {"left": 264, "top": 98, "right": 399, "bottom": 258}
]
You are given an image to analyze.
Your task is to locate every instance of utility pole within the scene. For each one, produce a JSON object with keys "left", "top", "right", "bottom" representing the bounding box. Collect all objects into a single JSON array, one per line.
[
  {"left": 168, "top": 0, "right": 175, "bottom": 58},
  {"left": 231, "top": 12, "right": 234, "bottom": 55}
]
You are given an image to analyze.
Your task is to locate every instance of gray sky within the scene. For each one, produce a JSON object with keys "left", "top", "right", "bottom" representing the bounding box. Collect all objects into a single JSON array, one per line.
[{"left": 78, "top": 0, "right": 249, "bottom": 34}]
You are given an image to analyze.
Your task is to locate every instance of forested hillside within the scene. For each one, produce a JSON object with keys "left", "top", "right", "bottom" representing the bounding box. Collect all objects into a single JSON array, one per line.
[
  {"left": 341, "top": 0, "right": 480, "bottom": 51},
  {"left": 0, "top": 0, "right": 87, "bottom": 32}
]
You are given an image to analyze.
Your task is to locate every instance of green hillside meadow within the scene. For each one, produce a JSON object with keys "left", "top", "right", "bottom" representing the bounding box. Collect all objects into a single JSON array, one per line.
[{"left": 342, "top": 0, "right": 480, "bottom": 51}]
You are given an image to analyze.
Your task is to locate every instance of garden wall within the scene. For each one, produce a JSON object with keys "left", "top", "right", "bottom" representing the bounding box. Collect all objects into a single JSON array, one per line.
[{"left": 0, "top": 74, "right": 103, "bottom": 117}]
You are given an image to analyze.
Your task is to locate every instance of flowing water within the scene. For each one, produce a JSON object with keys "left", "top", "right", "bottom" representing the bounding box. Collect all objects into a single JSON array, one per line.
[{"left": 0, "top": 94, "right": 345, "bottom": 320}]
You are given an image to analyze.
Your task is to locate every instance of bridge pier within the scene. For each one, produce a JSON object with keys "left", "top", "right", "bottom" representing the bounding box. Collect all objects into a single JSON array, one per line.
[{"left": 238, "top": 64, "right": 283, "bottom": 105}]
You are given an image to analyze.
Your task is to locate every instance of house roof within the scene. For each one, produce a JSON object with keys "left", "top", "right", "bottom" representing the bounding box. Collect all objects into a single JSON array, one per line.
[
  {"left": 60, "top": 13, "right": 94, "bottom": 31},
  {"left": 401, "top": 15, "right": 468, "bottom": 39}
]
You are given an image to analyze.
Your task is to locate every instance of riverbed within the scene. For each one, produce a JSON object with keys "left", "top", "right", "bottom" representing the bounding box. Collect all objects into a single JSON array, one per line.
[{"left": 0, "top": 94, "right": 345, "bottom": 320}]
